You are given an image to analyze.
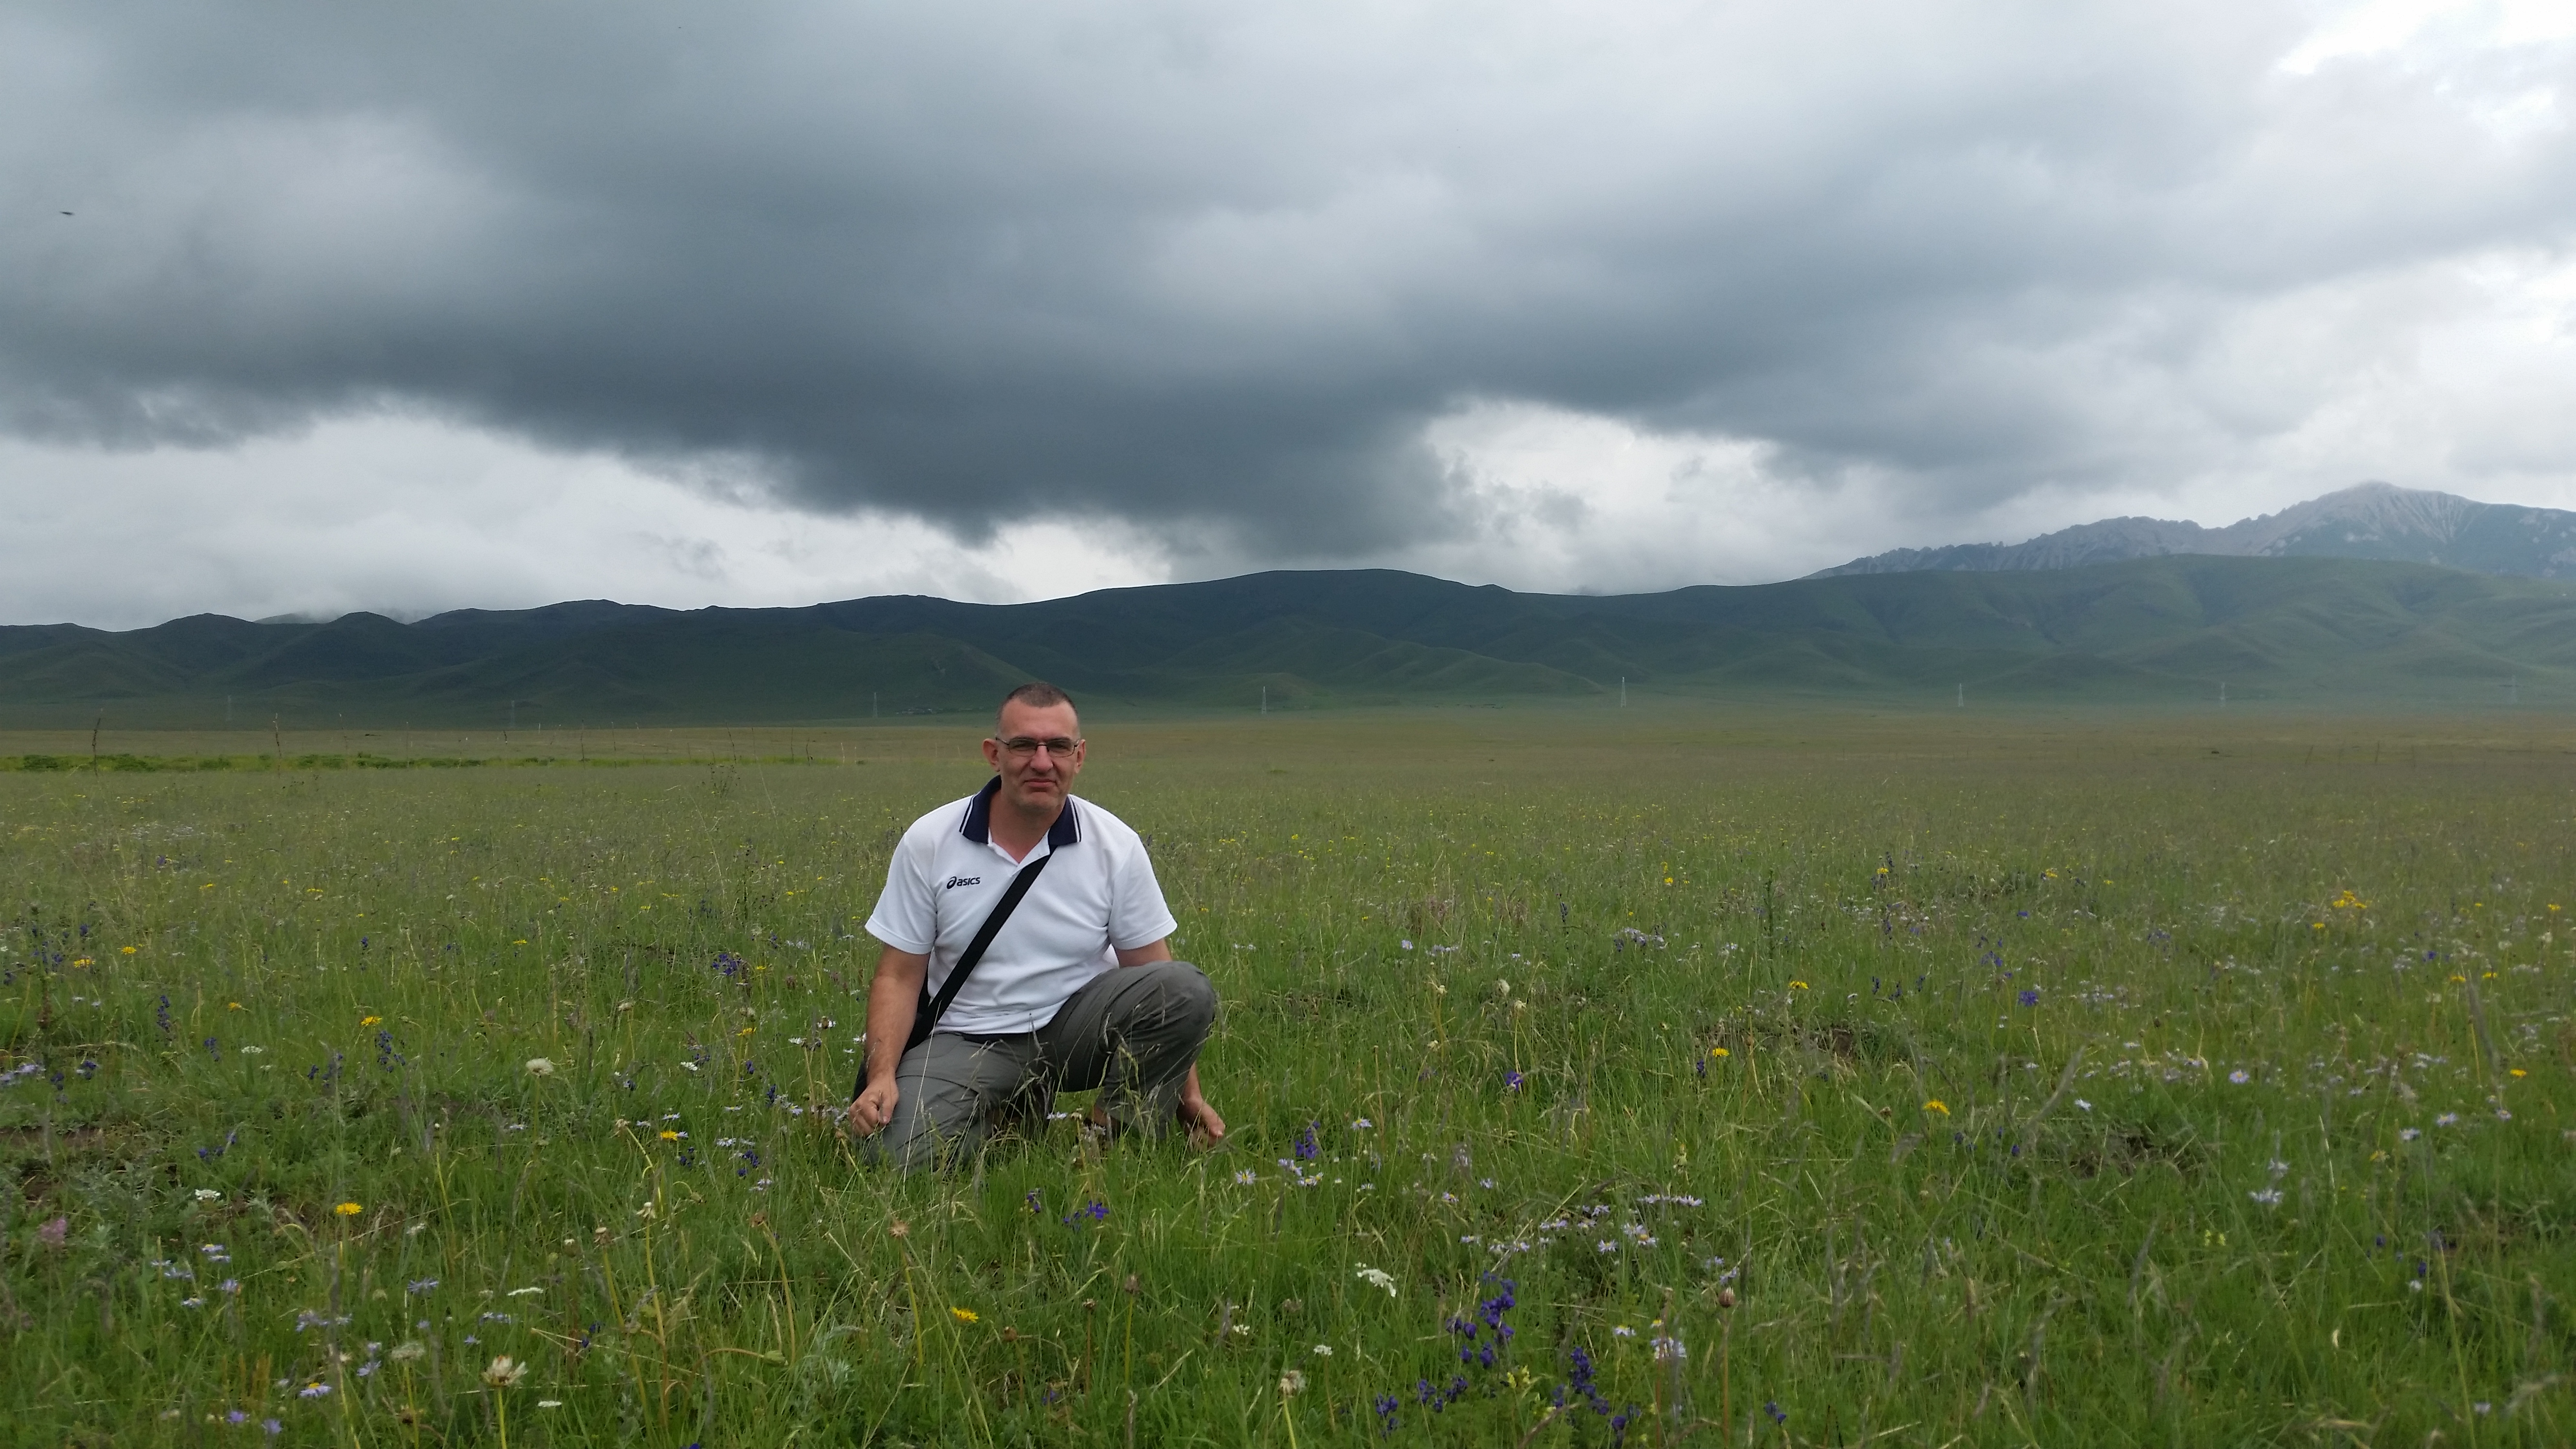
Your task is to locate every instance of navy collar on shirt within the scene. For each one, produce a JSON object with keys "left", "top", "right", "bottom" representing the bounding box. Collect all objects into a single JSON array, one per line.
[{"left": 959, "top": 775, "right": 1081, "bottom": 850}]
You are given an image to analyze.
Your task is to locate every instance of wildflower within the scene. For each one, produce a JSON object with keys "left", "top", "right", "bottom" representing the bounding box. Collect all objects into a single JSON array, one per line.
[
  {"left": 1709, "top": 1046, "right": 1729, "bottom": 1058},
  {"left": 2074, "top": 1098, "right": 2092, "bottom": 1111},
  {"left": 261, "top": 1419, "right": 281, "bottom": 1436},
  {"left": 525, "top": 1058, "right": 555, "bottom": 1077},
  {"left": 888, "top": 1218, "right": 908, "bottom": 1238},
  {"left": 1766, "top": 1401, "right": 1787, "bottom": 1425},
  {"left": 1278, "top": 1369, "right": 1306, "bottom": 1397},
  {"left": 679, "top": 1061, "right": 699, "bottom": 1072},
  {"left": 481, "top": 1355, "right": 526, "bottom": 1388},
  {"left": 2248, "top": 1189, "right": 2283, "bottom": 1206},
  {"left": 405, "top": 1278, "right": 439, "bottom": 1294},
  {"left": 1349, "top": 1117, "right": 1373, "bottom": 1129},
  {"left": 2399, "top": 1128, "right": 2421, "bottom": 1142},
  {"left": 298, "top": 1383, "right": 331, "bottom": 1399},
  {"left": 537, "top": 1400, "right": 563, "bottom": 1409},
  {"left": 659, "top": 1130, "right": 680, "bottom": 1141},
  {"left": 1788, "top": 981, "right": 1808, "bottom": 990},
  {"left": 1612, "top": 1324, "right": 1636, "bottom": 1338},
  {"left": 1355, "top": 1266, "right": 1397, "bottom": 1296},
  {"left": 1234, "top": 1169, "right": 1259, "bottom": 1185},
  {"left": 359, "top": 1015, "right": 381, "bottom": 1027},
  {"left": 2017, "top": 989, "right": 2040, "bottom": 1007},
  {"left": 335, "top": 1202, "right": 362, "bottom": 1217},
  {"left": 1504, "top": 1070, "right": 1524, "bottom": 1093},
  {"left": 1651, "top": 1334, "right": 1687, "bottom": 1363},
  {"left": 2436, "top": 1112, "right": 2460, "bottom": 1127},
  {"left": 1312, "top": 1343, "right": 1333, "bottom": 1357},
  {"left": 193, "top": 1189, "right": 221, "bottom": 1202},
  {"left": 389, "top": 1341, "right": 427, "bottom": 1363},
  {"left": 2228, "top": 1070, "right": 2250, "bottom": 1084},
  {"left": 1922, "top": 1099, "right": 1949, "bottom": 1115}
]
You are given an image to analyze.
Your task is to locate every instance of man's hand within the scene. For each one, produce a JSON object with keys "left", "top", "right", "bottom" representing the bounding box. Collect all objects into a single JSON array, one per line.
[
  {"left": 1178, "top": 1064, "right": 1225, "bottom": 1145},
  {"left": 848, "top": 1077, "right": 899, "bottom": 1137},
  {"left": 1179, "top": 1091, "right": 1226, "bottom": 1145}
]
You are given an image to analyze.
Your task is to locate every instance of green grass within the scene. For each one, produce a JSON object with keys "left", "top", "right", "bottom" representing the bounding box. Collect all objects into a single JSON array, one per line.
[{"left": 3, "top": 705, "right": 2573, "bottom": 1446}]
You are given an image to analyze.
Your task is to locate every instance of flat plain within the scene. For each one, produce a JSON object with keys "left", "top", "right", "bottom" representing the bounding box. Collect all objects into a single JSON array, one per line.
[{"left": 3, "top": 704, "right": 2572, "bottom": 1447}]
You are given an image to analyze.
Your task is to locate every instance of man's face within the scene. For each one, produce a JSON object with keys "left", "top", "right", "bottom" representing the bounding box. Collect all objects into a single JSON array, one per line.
[{"left": 984, "top": 699, "right": 1085, "bottom": 817}]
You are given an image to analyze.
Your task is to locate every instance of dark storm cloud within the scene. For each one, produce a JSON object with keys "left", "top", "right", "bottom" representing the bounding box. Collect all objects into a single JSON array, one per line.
[{"left": 4, "top": 0, "right": 2573, "bottom": 556}]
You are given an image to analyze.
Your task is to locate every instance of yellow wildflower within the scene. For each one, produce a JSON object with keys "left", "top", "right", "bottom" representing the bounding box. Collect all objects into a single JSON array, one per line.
[
  {"left": 1787, "top": 981, "right": 1809, "bottom": 990},
  {"left": 1923, "top": 1100, "right": 1950, "bottom": 1116},
  {"left": 335, "top": 1202, "right": 362, "bottom": 1217},
  {"left": 950, "top": 1306, "right": 980, "bottom": 1324},
  {"left": 1709, "top": 1046, "right": 1729, "bottom": 1058},
  {"left": 360, "top": 1015, "right": 382, "bottom": 1027},
  {"left": 658, "top": 1130, "right": 680, "bottom": 1141}
]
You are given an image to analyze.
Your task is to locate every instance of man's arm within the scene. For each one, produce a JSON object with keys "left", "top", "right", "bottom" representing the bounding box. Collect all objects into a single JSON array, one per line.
[
  {"left": 1111, "top": 936, "right": 1224, "bottom": 1143},
  {"left": 1113, "top": 938, "right": 1172, "bottom": 967},
  {"left": 846, "top": 945, "right": 929, "bottom": 1136}
]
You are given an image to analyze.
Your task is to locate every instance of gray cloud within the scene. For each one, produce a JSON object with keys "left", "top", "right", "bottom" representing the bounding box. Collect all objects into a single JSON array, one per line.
[{"left": 4, "top": 0, "right": 2574, "bottom": 577}]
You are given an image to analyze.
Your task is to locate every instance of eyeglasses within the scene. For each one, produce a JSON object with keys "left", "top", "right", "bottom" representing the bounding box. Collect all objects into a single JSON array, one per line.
[{"left": 996, "top": 735, "right": 1082, "bottom": 759}]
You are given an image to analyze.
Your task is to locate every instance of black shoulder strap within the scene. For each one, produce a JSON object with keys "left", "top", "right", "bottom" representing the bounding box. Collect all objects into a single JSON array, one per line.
[{"left": 900, "top": 852, "right": 1055, "bottom": 1055}]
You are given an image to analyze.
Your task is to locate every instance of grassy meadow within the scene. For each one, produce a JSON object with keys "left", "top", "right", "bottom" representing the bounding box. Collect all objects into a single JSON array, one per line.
[{"left": 3, "top": 705, "right": 2573, "bottom": 1447}]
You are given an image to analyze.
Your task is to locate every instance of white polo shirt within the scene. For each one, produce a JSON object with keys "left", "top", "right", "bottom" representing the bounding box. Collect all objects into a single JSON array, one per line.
[{"left": 865, "top": 778, "right": 1177, "bottom": 1035}]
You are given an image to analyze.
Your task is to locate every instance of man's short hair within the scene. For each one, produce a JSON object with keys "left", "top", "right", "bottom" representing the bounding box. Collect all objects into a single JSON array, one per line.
[{"left": 997, "top": 681, "right": 1077, "bottom": 732}]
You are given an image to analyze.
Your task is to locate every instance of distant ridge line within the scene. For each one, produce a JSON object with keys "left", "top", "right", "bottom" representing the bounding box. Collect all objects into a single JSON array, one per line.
[
  {"left": 1810, "top": 482, "right": 2576, "bottom": 580},
  {"left": 4, "top": 551, "right": 2573, "bottom": 724}
]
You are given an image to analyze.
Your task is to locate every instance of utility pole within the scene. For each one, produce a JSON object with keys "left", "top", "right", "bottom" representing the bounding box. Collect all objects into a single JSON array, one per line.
[
  {"left": 2219, "top": 681, "right": 2227, "bottom": 708},
  {"left": 1261, "top": 686, "right": 1268, "bottom": 715},
  {"left": 1955, "top": 683, "right": 1963, "bottom": 708},
  {"left": 1619, "top": 676, "right": 1626, "bottom": 707}
]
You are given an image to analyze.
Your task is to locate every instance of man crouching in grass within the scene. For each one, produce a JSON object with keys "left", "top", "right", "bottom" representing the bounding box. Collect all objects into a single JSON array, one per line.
[{"left": 846, "top": 681, "right": 1225, "bottom": 1170}]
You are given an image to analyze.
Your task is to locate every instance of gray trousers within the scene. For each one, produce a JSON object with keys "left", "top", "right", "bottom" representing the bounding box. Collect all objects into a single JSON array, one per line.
[{"left": 869, "top": 960, "right": 1216, "bottom": 1171}]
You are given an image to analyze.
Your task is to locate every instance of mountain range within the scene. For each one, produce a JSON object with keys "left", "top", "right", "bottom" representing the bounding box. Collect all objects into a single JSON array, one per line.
[
  {"left": 1812, "top": 482, "right": 2576, "bottom": 579},
  {"left": 3, "top": 549, "right": 2569, "bottom": 727}
]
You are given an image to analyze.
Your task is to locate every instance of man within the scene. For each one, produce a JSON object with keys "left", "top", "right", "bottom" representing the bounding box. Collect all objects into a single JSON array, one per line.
[{"left": 847, "top": 681, "right": 1225, "bottom": 1169}]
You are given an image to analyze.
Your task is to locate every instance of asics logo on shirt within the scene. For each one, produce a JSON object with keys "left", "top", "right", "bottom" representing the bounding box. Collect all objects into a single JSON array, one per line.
[{"left": 941, "top": 875, "right": 983, "bottom": 890}]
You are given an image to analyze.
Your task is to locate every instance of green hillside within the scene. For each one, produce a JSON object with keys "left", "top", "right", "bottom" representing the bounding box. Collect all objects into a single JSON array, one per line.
[{"left": 1, "top": 556, "right": 2567, "bottom": 727}]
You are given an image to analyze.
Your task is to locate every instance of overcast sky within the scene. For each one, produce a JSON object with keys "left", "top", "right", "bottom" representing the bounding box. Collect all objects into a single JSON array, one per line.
[{"left": 5, "top": 0, "right": 2574, "bottom": 628}]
